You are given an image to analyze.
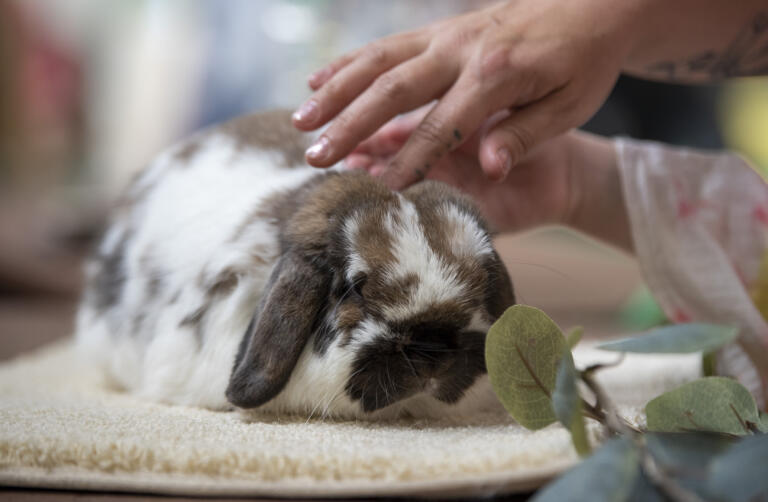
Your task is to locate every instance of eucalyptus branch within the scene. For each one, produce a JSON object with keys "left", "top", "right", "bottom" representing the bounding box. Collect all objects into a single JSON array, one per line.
[
  {"left": 580, "top": 399, "right": 605, "bottom": 422},
  {"left": 580, "top": 370, "right": 641, "bottom": 435},
  {"left": 486, "top": 307, "right": 762, "bottom": 501},
  {"left": 581, "top": 354, "right": 625, "bottom": 375}
]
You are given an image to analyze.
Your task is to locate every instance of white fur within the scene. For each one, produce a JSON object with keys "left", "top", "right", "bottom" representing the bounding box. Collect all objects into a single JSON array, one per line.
[
  {"left": 77, "top": 129, "right": 502, "bottom": 419},
  {"left": 77, "top": 133, "right": 317, "bottom": 410},
  {"left": 439, "top": 203, "right": 493, "bottom": 258},
  {"left": 254, "top": 317, "right": 500, "bottom": 420},
  {"left": 342, "top": 214, "right": 369, "bottom": 283},
  {"left": 380, "top": 196, "right": 467, "bottom": 322}
]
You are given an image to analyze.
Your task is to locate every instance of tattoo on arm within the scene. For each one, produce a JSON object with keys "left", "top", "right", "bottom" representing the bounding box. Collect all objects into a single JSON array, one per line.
[{"left": 646, "top": 11, "right": 768, "bottom": 81}]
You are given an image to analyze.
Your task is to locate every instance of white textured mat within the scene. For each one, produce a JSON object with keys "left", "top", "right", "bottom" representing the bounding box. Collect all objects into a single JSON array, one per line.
[{"left": 0, "top": 339, "right": 701, "bottom": 498}]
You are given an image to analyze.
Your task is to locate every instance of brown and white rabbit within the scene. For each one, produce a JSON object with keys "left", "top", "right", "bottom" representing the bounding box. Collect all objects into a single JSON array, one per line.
[{"left": 76, "top": 110, "right": 515, "bottom": 419}]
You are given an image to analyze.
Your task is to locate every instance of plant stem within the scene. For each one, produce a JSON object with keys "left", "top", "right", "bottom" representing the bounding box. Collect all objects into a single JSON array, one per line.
[
  {"left": 580, "top": 370, "right": 641, "bottom": 435},
  {"left": 578, "top": 364, "right": 704, "bottom": 501},
  {"left": 581, "top": 354, "right": 625, "bottom": 375}
]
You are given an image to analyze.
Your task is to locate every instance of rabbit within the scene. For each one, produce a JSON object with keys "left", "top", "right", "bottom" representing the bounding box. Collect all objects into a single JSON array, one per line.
[{"left": 75, "top": 109, "right": 516, "bottom": 420}]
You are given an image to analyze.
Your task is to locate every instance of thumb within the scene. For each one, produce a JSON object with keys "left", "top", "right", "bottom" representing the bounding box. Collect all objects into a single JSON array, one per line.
[{"left": 479, "top": 93, "right": 574, "bottom": 181}]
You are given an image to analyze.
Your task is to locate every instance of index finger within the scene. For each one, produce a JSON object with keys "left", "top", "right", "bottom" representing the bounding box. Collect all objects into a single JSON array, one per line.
[
  {"left": 379, "top": 80, "right": 491, "bottom": 190},
  {"left": 294, "top": 33, "right": 428, "bottom": 131},
  {"left": 351, "top": 106, "right": 431, "bottom": 155}
]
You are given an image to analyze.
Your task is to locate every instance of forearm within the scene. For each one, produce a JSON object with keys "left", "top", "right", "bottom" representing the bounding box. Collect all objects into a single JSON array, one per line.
[
  {"left": 622, "top": 0, "right": 768, "bottom": 82},
  {"left": 564, "top": 133, "right": 633, "bottom": 253}
]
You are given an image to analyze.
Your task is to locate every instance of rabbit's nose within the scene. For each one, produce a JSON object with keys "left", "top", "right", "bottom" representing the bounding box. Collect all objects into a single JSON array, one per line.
[{"left": 425, "top": 377, "right": 440, "bottom": 393}]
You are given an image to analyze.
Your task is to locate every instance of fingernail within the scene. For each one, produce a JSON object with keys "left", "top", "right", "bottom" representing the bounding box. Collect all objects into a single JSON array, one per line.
[
  {"left": 293, "top": 99, "right": 319, "bottom": 124},
  {"left": 308, "top": 68, "right": 331, "bottom": 87},
  {"left": 306, "top": 136, "right": 331, "bottom": 162},
  {"left": 496, "top": 148, "right": 512, "bottom": 178},
  {"left": 370, "top": 166, "right": 385, "bottom": 177}
]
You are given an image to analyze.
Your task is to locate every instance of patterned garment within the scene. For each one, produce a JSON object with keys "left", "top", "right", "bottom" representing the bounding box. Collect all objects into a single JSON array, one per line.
[{"left": 617, "top": 138, "right": 768, "bottom": 408}]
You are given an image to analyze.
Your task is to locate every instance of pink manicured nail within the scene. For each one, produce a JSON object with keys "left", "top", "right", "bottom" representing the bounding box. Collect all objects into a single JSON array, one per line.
[
  {"left": 306, "top": 136, "right": 331, "bottom": 161},
  {"left": 308, "top": 68, "right": 332, "bottom": 88},
  {"left": 292, "top": 99, "right": 319, "bottom": 124},
  {"left": 496, "top": 148, "right": 512, "bottom": 178}
]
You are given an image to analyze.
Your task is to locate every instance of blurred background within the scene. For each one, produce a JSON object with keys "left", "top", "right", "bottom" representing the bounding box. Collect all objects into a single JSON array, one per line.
[{"left": 2, "top": 0, "right": 768, "bottom": 358}]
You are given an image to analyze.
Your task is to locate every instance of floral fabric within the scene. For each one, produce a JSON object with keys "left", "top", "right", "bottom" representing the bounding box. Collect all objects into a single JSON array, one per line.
[{"left": 617, "top": 138, "right": 768, "bottom": 408}]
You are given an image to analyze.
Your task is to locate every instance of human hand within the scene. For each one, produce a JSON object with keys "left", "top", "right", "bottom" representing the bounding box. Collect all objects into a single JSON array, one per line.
[
  {"left": 346, "top": 107, "right": 575, "bottom": 233},
  {"left": 348, "top": 113, "right": 632, "bottom": 250},
  {"left": 294, "top": 0, "right": 643, "bottom": 189}
]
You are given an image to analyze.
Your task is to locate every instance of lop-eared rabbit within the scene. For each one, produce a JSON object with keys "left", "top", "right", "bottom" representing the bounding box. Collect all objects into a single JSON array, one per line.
[{"left": 77, "top": 110, "right": 515, "bottom": 419}]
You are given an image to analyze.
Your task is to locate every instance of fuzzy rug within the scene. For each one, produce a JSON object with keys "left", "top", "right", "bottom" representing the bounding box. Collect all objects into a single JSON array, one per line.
[{"left": 0, "top": 339, "right": 701, "bottom": 498}]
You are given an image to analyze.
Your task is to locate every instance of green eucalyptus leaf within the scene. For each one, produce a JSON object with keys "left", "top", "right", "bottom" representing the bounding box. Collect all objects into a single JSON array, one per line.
[
  {"left": 708, "top": 434, "right": 768, "bottom": 502},
  {"left": 565, "top": 327, "right": 583, "bottom": 349},
  {"left": 485, "top": 305, "right": 565, "bottom": 430},
  {"left": 531, "top": 438, "right": 639, "bottom": 502},
  {"left": 646, "top": 431, "right": 736, "bottom": 498},
  {"left": 760, "top": 412, "right": 768, "bottom": 433},
  {"left": 598, "top": 323, "right": 738, "bottom": 354},
  {"left": 553, "top": 349, "right": 579, "bottom": 426},
  {"left": 552, "top": 348, "right": 590, "bottom": 456},
  {"left": 646, "top": 432, "right": 735, "bottom": 470},
  {"left": 627, "top": 470, "right": 667, "bottom": 502},
  {"left": 646, "top": 377, "right": 759, "bottom": 435}
]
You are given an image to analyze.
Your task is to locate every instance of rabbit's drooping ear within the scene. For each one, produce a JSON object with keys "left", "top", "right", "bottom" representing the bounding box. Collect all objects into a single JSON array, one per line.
[
  {"left": 483, "top": 249, "right": 515, "bottom": 319},
  {"left": 226, "top": 250, "right": 329, "bottom": 408}
]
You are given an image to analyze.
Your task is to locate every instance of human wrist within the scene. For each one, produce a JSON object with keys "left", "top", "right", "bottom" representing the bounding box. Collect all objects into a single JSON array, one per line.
[
  {"left": 622, "top": 0, "right": 768, "bottom": 81},
  {"left": 594, "top": 0, "right": 661, "bottom": 71},
  {"left": 618, "top": 0, "right": 667, "bottom": 65},
  {"left": 563, "top": 132, "right": 633, "bottom": 252}
]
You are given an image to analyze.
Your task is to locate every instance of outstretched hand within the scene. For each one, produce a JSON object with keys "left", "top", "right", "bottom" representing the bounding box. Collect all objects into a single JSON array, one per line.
[
  {"left": 294, "top": 0, "right": 639, "bottom": 189},
  {"left": 345, "top": 108, "right": 578, "bottom": 234},
  {"left": 345, "top": 109, "right": 632, "bottom": 251}
]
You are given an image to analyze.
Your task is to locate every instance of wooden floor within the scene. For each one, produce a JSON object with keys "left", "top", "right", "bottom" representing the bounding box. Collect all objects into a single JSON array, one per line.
[{"left": 0, "top": 228, "right": 641, "bottom": 501}]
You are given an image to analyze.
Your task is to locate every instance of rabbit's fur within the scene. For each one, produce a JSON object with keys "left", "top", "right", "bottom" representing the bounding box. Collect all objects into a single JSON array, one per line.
[{"left": 76, "top": 110, "right": 515, "bottom": 419}]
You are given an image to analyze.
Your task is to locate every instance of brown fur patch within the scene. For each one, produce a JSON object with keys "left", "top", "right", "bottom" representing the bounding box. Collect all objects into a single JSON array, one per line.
[
  {"left": 233, "top": 171, "right": 399, "bottom": 269},
  {"left": 483, "top": 250, "right": 516, "bottom": 320},
  {"left": 287, "top": 171, "right": 398, "bottom": 253},
  {"left": 364, "top": 273, "right": 418, "bottom": 314},
  {"left": 401, "top": 181, "right": 491, "bottom": 307},
  {"left": 336, "top": 303, "right": 364, "bottom": 333},
  {"left": 249, "top": 243, "right": 274, "bottom": 266},
  {"left": 180, "top": 306, "right": 206, "bottom": 327},
  {"left": 219, "top": 109, "right": 309, "bottom": 167},
  {"left": 207, "top": 267, "right": 240, "bottom": 298},
  {"left": 353, "top": 207, "right": 397, "bottom": 269},
  {"left": 179, "top": 305, "right": 207, "bottom": 343},
  {"left": 393, "top": 301, "right": 472, "bottom": 333},
  {"left": 228, "top": 172, "right": 328, "bottom": 244},
  {"left": 402, "top": 180, "right": 486, "bottom": 259},
  {"left": 174, "top": 139, "right": 202, "bottom": 163}
]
